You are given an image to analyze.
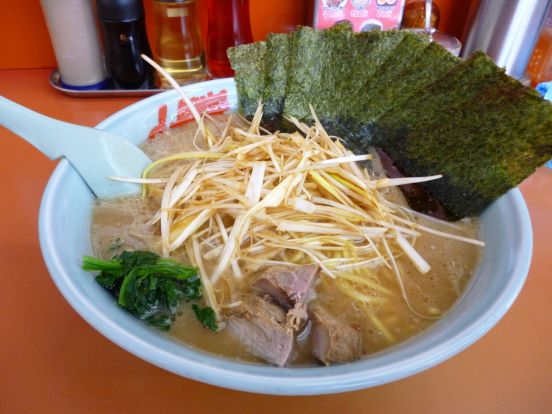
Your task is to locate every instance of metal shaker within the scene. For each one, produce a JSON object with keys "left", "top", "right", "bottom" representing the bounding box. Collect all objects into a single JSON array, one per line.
[{"left": 461, "top": 0, "right": 552, "bottom": 80}]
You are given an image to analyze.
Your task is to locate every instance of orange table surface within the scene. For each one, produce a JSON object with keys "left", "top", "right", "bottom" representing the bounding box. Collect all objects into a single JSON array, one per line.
[{"left": 1, "top": 69, "right": 551, "bottom": 414}]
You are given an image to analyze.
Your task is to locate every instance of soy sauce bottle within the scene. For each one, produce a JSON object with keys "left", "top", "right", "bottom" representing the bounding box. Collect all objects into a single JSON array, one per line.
[{"left": 96, "top": 0, "right": 154, "bottom": 89}]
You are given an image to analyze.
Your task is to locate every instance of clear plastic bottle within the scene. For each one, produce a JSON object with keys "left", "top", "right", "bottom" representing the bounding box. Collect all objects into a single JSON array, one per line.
[{"left": 153, "top": 0, "right": 206, "bottom": 88}]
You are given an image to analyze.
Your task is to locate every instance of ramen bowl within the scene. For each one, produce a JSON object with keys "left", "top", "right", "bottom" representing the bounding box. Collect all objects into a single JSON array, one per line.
[{"left": 38, "top": 78, "right": 532, "bottom": 395}]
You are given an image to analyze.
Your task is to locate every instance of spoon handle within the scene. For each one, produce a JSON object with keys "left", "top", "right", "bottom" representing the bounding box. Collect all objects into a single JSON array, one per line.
[{"left": 0, "top": 96, "right": 81, "bottom": 160}]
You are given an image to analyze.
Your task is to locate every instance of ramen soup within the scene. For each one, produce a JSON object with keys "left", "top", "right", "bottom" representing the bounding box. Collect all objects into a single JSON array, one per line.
[{"left": 90, "top": 114, "right": 482, "bottom": 366}]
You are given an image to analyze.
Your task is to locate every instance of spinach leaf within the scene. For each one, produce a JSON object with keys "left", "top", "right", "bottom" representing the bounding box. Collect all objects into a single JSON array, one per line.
[
  {"left": 83, "top": 251, "right": 201, "bottom": 330},
  {"left": 192, "top": 304, "right": 218, "bottom": 331}
]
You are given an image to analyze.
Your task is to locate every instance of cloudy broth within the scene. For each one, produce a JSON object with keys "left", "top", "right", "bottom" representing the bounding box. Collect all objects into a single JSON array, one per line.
[{"left": 91, "top": 115, "right": 482, "bottom": 365}]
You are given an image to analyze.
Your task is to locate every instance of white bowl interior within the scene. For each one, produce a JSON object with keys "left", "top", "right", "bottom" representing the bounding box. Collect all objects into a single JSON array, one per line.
[{"left": 38, "top": 78, "right": 532, "bottom": 395}]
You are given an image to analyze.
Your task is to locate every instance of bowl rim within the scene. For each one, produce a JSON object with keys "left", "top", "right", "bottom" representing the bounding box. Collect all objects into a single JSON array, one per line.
[{"left": 38, "top": 79, "right": 533, "bottom": 395}]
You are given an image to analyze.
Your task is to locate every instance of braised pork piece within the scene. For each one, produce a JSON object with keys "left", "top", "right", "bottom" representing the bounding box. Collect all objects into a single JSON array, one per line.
[{"left": 224, "top": 295, "right": 294, "bottom": 367}]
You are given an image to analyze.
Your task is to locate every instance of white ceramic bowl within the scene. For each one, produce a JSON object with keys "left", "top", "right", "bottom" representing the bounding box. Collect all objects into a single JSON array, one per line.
[{"left": 39, "top": 78, "right": 532, "bottom": 395}]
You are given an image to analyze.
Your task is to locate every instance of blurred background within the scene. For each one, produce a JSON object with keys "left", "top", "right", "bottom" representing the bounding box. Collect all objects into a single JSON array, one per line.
[
  {"left": 0, "top": 0, "right": 474, "bottom": 69},
  {"left": 1, "top": 0, "right": 550, "bottom": 87}
]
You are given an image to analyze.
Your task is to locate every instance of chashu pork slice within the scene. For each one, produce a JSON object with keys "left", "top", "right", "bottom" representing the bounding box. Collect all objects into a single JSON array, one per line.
[
  {"left": 224, "top": 295, "right": 294, "bottom": 367},
  {"left": 251, "top": 264, "right": 319, "bottom": 310},
  {"left": 309, "top": 305, "right": 362, "bottom": 365}
]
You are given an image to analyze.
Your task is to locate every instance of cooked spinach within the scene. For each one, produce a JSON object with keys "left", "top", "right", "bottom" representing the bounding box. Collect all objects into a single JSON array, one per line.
[
  {"left": 192, "top": 304, "right": 218, "bottom": 331},
  {"left": 83, "top": 251, "right": 210, "bottom": 330}
]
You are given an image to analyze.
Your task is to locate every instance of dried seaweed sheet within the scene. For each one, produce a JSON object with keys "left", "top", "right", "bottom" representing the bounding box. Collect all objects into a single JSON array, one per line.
[
  {"left": 228, "top": 41, "right": 267, "bottom": 118},
  {"left": 282, "top": 23, "right": 354, "bottom": 126},
  {"left": 312, "top": 30, "right": 410, "bottom": 140},
  {"left": 262, "top": 33, "right": 291, "bottom": 126},
  {"left": 341, "top": 45, "right": 465, "bottom": 155},
  {"left": 371, "top": 52, "right": 552, "bottom": 218},
  {"left": 373, "top": 51, "right": 508, "bottom": 135},
  {"left": 228, "top": 28, "right": 552, "bottom": 219},
  {"left": 281, "top": 26, "right": 332, "bottom": 124},
  {"left": 354, "top": 32, "right": 430, "bottom": 120},
  {"left": 368, "top": 41, "right": 461, "bottom": 124},
  {"left": 348, "top": 32, "right": 424, "bottom": 115},
  {"left": 311, "top": 29, "right": 383, "bottom": 138}
]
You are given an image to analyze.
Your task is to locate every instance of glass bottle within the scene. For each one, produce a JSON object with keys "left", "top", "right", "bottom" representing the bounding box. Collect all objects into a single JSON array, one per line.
[
  {"left": 401, "top": 0, "right": 440, "bottom": 30},
  {"left": 206, "top": 0, "right": 253, "bottom": 78},
  {"left": 404, "top": 0, "right": 461, "bottom": 56},
  {"left": 96, "top": 0, "right": 154, "bottom": 89},
  {"left": 153, "top": 0, "right": 206, "bottom": 88}
]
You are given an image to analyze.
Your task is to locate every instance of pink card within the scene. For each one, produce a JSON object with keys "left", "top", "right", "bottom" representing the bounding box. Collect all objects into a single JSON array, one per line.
[{"left": 313, "top": 0, "right": 406, "bottom": 32}]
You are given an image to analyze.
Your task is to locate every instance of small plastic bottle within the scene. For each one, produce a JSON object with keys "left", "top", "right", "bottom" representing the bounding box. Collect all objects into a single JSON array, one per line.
[
  {"left": 96, "top": 0, "right": 154, "bottom": 89},
  {"left": 153, "top": 0, "right": 206, "bottom": 88},
  {"left": 40, "top": 0, "right": 107, "bottom": 90},
  {"left": 206, "top": 0, "right": 253, "bottom": 78}
]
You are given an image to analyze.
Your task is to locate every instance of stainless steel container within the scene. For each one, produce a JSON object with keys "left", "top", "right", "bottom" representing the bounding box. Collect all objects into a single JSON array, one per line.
[{"left": 461, "top": 0, "right": 552, "bottom": 79}]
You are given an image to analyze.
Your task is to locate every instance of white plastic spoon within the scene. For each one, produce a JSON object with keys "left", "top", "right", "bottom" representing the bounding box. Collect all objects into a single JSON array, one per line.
[{"left": 0, "top": 96, "right": 152, "bottom": 198}]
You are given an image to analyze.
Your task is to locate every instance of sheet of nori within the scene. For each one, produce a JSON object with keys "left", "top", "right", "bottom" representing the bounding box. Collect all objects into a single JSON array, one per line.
[
  {"left": 370, "top": 41, "right": 461, "bottom": 122},
  {"left": 307, "top": 25, "right": 358, "bottom": 134},
  {"left": 280, "top": 26, "right": 321, "bottom": 124},
  {"left": 323, "top": 31, "right": 428, "bottom": 145},
  {"left": 227, "top": 41, "right": 267, "bottom": 118},
  {"left": 262, "top": 33, "right": 291, "bottom": 127},
  {"left": 312, "top": 30, "right": 410, "bottom": 140},
  {"left": 282, "top": 23, "right": 354, "bottom": 127},
  {"left": 310, "top": 31, "right": 390, "bottom": 137},
  {"left": 282, "top": 28, "right": 416, "bottom": 139},
  {"left": 371, "top": 52, "right": 552, "bottom": 219},
  {"left": 353, "top": 31, "right": 430, "bottom": 121},
  {"left": 342, "top": 42, "right": 462, "bottom": 156},
  {"left": 229, "top": 30, "right": 552, "bottom": 220},
  {"left": 372, "top": 51, "right": 508, "bottom": 140}
]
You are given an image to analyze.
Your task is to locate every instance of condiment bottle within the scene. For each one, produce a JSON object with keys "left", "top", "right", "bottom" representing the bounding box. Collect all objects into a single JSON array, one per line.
[
  {"left": 153, "top": 0, "right": 206, "bottom": 88},
  {"left": 206, "top": 0, "right": 253, "bottom": 78},
  {"left": 404, "top": 0, "right": 461, "bottom": 56},
  {"left": 96, "top": 0, "right": 154, "bottom": 89},
  {"left": 401, "top": 0, "right": 440, "bottom": 30},
  {"left": 527, "top": 8, "right": 552, "bottom": 86},
  {"left": 40, "top": 0, "right": 107, "bottom": 90}
]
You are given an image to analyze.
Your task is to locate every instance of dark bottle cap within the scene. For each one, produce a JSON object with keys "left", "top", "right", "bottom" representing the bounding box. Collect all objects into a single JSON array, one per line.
[{"left": 96, "top": 0, "right": 145, "bottom": 22}]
